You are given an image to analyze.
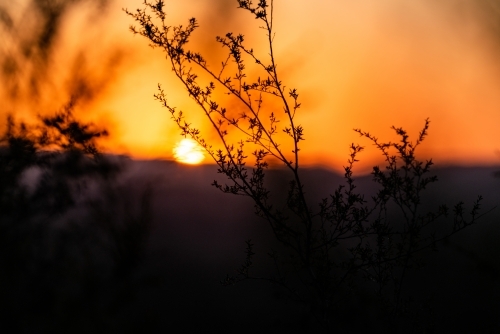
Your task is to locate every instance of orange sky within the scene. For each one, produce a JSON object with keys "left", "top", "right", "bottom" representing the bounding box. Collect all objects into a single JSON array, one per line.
[{"left": 2, "top": 0, "right": 500, "bottom": 173}]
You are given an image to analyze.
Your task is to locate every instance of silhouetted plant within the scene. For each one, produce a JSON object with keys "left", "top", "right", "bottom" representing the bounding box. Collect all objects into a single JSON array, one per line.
[
  {"left": 0, "top": 101, "right": 152, "bottom": 332},
  {"left": 126, "top": 1, "right": 485, "bottom": 331}
]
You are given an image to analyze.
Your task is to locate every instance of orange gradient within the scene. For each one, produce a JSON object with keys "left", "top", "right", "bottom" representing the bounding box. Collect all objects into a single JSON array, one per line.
[{"left": 1, "top": 0, "right": 500, "bottom": 173}]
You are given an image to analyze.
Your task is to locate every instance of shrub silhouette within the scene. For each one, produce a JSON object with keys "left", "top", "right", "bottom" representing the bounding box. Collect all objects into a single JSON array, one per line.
[
  {"left": 126, "top": 1, "right": 486, "bottom": 331},
  {"left": 0, "top": 102, "right": 152, "bottom": 332}
]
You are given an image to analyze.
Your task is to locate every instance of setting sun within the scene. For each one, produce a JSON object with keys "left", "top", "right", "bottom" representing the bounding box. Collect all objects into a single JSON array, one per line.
[{"left": 173, "top": 138, "right": 205, "bottom": 164}]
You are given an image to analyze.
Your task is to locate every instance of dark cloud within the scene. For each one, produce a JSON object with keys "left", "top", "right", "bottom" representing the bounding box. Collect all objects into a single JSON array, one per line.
[
  {"left": 433, "top": 0, "right": 500, "bottom": 48},
  {"left": 0, "top": 6, "right": 13, "bottom": 30}
]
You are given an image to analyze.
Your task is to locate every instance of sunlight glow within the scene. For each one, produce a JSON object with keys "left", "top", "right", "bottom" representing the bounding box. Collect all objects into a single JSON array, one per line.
[
  {"left": 3, "top": 1, "right": 500, "bottom": 172},
  {"left": 173, "top": 138, "right": 205, "bottom": 164}
]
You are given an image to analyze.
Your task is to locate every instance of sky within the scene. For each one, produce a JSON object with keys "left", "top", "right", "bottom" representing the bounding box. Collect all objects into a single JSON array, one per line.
[{"left": 1, "top": 0, "right": 500, "bottom": 173}]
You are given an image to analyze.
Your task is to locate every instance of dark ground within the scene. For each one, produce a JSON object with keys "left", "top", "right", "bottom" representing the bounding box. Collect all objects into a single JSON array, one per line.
[{"left": 4, "top": 160, "right": 500, "bottom": 333}]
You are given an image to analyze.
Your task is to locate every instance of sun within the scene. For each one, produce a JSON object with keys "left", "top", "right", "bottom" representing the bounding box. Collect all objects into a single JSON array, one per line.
[{"left": 173, "top": 138, "right": 205, "bottom": 164}]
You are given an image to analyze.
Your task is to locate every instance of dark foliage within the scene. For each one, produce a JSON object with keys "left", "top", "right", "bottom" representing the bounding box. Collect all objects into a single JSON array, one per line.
[{"left": 0, "top": 102, "right": 152, "bottom": 333}]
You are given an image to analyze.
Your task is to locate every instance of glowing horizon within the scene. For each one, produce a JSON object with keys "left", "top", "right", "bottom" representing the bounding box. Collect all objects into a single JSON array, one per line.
[{"left": 1, "top": 0, "right": 500, "bottom": 173}]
